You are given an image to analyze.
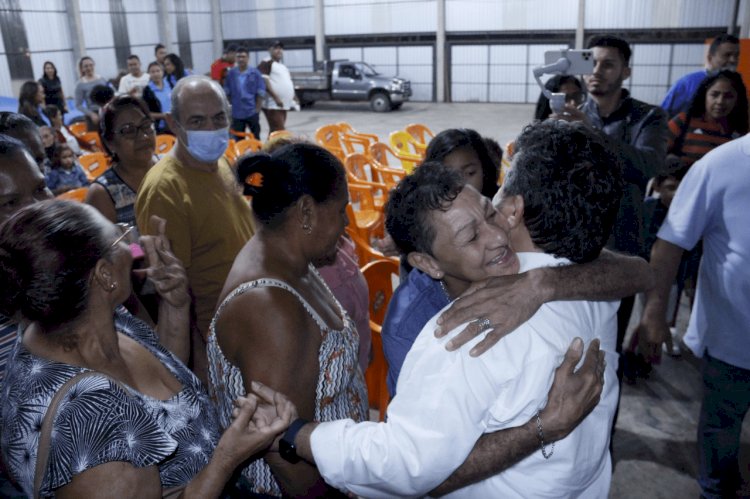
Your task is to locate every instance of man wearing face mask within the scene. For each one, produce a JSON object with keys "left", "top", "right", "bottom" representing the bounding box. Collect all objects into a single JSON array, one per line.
[{"left": 136, "top": 76, "right": 255, "bottom": 382}]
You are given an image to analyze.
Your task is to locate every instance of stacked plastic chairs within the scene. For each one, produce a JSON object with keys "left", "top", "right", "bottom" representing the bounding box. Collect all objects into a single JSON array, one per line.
[{"left": 362, "top": 259, "right": 400, "bottom": 421}]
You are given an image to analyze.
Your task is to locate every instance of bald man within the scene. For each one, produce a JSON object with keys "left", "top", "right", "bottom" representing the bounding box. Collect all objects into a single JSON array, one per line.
[{"left": 136, "top": 76, "right": 255, "bottom": 381}]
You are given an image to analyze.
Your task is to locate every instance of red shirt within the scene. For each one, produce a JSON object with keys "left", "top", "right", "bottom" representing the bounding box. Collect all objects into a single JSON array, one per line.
[{"left": 210, "top": 58, "right": 233, "bottom": 85}]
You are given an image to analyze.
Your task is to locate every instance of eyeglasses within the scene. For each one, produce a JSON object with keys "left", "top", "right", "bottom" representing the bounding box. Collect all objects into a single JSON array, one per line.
[
  {"left": 115, "top": 121, "right": 155, "bottom": 139},
  {"left": 110, "top": 224, "right": 137, "bottom": 248}
]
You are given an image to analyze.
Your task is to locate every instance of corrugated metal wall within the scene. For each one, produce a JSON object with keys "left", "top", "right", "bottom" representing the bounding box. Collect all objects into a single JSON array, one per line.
[
  {"left": 249, "top": 48, "right": 315, "bottom": 72},
  {"left": 0, "top": 0, "right": 221, "bottom": 103},
  {"left": 78, "top": 1, "right": 118, "bottom": 82},
  {"left": 450, "top": 41, "right": 708, "bottom": 105},
  {"left": 446, "top": 0, "right": 578, "bottom": 31},
  {"left": 15, "top": 1, "right": 76, "bottom": 100},
  {"left": 451, "top": 43, "right": 568, "bottom": 103},
  {"left": 325, "top": 0, "right": 436, "bottom": 35},
  {"left": 585, "top": 0, "right": 739, "bottom": 29},
  {"left": 221, "top": 0, "right": 315, "bottom": 39},
  {"left": 0, "top": 0, "right": 743, "bottom": 106},
  {"left": 170, "top": 0, "right": 214, "bottom": 74},
  {"left": 123, "top": 0, "right": 161, "bottom": 67}
]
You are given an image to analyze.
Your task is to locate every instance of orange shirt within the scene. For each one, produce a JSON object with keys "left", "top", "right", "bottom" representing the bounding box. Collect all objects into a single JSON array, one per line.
[{"left": 668, "top": 112, "right": 739, "bottom": 167}]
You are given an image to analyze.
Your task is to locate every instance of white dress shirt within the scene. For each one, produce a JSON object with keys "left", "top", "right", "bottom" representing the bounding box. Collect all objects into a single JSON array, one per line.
[{"left": 311, "top": 252, "right": 619, "bottom": 498}]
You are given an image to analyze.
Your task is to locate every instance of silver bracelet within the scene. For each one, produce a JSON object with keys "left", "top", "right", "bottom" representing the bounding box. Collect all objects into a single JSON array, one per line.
[{"left": 535, "top": 411, "right": 555, "bottom": 459}]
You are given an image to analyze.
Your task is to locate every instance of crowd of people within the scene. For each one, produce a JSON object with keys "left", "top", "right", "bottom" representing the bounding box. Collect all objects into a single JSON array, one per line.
[{"left": 0, "top": 31, "right": 746, "bottom": 499}]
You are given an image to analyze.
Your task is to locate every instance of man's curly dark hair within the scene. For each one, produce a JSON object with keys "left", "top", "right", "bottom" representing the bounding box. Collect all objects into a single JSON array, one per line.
[{"left": 502, "top": 120, "right": 623, "bottom": 264}]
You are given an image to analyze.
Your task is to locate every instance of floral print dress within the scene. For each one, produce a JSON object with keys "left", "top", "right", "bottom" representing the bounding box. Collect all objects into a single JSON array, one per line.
[{"left": 0, "top": 309, "right": 221, "bottom": 497}]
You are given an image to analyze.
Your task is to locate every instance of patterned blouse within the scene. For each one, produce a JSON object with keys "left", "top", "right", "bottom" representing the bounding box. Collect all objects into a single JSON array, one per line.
[
  {"left": 0, "top": 309, "right": 221, "bottom": 497},
  {"left": 207, "top": 267, "right": 369, "bottom": 497},
  {"left": 0, "top": 313, "right": 17, "bottom": 384},
  {"left": 93, "top": 167, "right": 138, "bottom": 225}
]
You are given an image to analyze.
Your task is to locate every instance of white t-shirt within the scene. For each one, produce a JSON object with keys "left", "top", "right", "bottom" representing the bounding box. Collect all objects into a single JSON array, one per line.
[
  {"left": 657, "top": 134, "right": 750, "bottom": 369},
  {"left": 261, "top": 59, "right": 295, "bottom": 110},
  {"left": 118, "top": 73, "right": 150, "bottom": 97},
  {"left": 311, "top": 252, "right": 619, "bottom": 498}
]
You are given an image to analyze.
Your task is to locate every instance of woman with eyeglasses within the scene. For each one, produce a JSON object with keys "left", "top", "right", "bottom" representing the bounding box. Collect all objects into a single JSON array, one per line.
[
  {"left": 86, "top": 95, "right": 158, "bottom": 226},
  {"left": 0, "top": 199, "right": 295, "bottom": 498}
]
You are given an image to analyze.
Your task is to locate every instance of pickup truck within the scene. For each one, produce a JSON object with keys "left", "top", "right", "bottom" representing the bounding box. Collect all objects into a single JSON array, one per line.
[{"left": 292, "top": 60, "right": 411, "bottom": 112}]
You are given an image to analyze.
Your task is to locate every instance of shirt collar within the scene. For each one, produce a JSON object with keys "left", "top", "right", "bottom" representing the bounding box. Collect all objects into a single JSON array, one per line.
[{"left": 517, "top": 252, "right": 572, "bottom": 273}]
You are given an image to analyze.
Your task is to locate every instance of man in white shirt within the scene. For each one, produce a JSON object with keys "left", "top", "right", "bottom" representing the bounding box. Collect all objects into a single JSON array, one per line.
[
  {"left": 118, "top": 54, "right": 150, "bottom": 98},
  {"left": 282, "top": 121, "right": 624, "bottom": 497},
  {"left": 258, "top": 41, "right": 298, "bottom": 136}
]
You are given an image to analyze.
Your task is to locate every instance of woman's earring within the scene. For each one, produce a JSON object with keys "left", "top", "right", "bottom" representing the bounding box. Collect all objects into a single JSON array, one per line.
[
  {"left": 302, "top": 223, "right": 312, "bottom": 234},
  {"left": 109, "top": 282, "right": 117, "bottom": 291}
]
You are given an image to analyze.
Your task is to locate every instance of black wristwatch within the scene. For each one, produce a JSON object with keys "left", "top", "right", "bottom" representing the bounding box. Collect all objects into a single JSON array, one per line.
[{"left": 279, "top": 418, "right": 308, "bottom": 464}]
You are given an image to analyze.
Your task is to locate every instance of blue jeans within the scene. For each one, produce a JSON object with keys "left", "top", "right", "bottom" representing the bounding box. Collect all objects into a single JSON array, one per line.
[{"left": 698, "top": 352, "right": 750, "bottom": 498}]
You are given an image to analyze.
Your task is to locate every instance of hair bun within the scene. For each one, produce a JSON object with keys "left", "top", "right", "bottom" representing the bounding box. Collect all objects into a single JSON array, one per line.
[{"left": 236, "top": 153, "right": 274, "bottom": 196}]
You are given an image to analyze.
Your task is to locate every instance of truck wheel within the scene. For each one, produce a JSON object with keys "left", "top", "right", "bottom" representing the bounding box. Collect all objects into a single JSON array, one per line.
[
  {"left": 370, "top": 92, "right": 392, "bottom": 112},
  {"left": 391, "top": 102, "right": 403, "bottom": 110}
]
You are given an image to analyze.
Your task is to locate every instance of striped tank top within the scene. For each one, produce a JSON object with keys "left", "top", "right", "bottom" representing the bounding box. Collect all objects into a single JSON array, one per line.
[{"left": 206, "top": 267, "right": 369, "bottom": 497}]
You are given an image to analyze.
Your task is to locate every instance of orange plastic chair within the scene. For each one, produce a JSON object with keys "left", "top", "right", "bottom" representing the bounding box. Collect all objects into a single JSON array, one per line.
[
  {"left": 155, "top": 134, "right": 176, "bottom": 155},
  {"left": 235, "top": 137, "right": 263, "bottom": 156},
  {"left": 405, "top": 123, "right": 435, "bottom": 145},
  {"left": 56, "top": 186, "right": 88, "bottom": 202},
  {"left": 390, "top": 130, "right": 426, "bottom": 159},
  {"left": 337, "top": 122, "right": 380, "bottom": 156},
  {"left": 344, "top": 154, "right": 388, "bottom": 209},
  {"left": 348, "top": 230, "right": 399, "bottom": 267},
  {"left": 369, "top": 142, "right": 420, "bottom": 174},
  {"left": 361, "top": 258, "right": 400, "bottom": 420},
  {"left": 68, "top": 122, "right": 88, "bottom": 137},
  {"left": 371, "top": 163, "right": 406, "bottom": 190},
  {"left": 80, "top": 131, "right": 104, "bottom": 153},
  {"left": 315, "top": 124, "right": 346, "bottom": 162},
  {"left": 346, "top": 193, "right": 383, "bottom": 245},
  {"left": 337, "top": 122, "right": 379, "bottom": 142},
  {"left": 79, "top": 153, "right": 110, "bottom": 181},
  {"left": 340, "top": 133, "right": 373, "bottom": 157}
]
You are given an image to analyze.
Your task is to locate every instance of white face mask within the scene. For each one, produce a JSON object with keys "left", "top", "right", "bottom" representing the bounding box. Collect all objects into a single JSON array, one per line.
[{"left": 182, "top": 127, "right": 229, "bottom": 163}]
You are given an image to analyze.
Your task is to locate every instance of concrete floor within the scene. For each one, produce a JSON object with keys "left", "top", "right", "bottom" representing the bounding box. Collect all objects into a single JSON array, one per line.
[
  {"left": 272, "top": 100, "right": 750, "bottom": 498},
  {"left": 264, "top": 100, "right": 535, "bottom": 150}
]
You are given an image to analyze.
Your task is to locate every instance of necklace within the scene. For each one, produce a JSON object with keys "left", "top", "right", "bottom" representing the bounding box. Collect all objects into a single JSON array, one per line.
[{"left": 439, "top": 280, "right": 451, "bottom": 301}]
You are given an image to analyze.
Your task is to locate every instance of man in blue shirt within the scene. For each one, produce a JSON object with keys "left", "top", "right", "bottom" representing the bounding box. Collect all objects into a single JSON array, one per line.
[
  {"left": 661, "top": 34, "right": 739, "bottom": 119},
  {"left": 223, "top": 46, "right": 266, "bottom": 140}
]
